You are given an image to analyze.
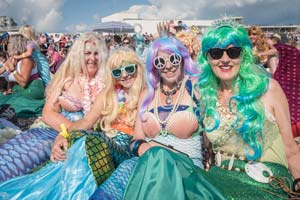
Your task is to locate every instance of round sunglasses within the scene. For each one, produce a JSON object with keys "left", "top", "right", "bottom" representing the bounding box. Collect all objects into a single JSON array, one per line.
[
  {"left": 207, "top": 47, "right": 242, "bottom": 60},
  {"left": 153, "top": 53, "right": 182, "bottom": 69},
  {"left": 111, "top": 64, "right": 137, "bottom": 78}
]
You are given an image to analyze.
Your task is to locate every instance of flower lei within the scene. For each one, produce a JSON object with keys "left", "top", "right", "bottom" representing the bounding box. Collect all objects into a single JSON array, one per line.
[
  {"left": 80, "top": 72, "right": 105, "bottom": 114},
  {"left": 115, "top": 83, "right": 126, "bottom": 115}
]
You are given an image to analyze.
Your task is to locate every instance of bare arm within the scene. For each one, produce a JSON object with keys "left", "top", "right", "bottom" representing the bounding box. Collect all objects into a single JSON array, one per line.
[
  {"left": 259, "top": 39, "right": 278, "bottom": 57},
  {"left": 264, "top": 78, "right": 300, "bottom": 179},
  {"left": 130, "top": 89, "right": 153, "bottom": 156},
  {"left": 67, "top": 90, "right": 105, "bottom": 131},
  {"left": 13, "top": 46, "right": 33, "bottom": 60},
  {"left": 6, "top": 57, "right": 33, "bottom": 87},
  {"left": 42, "top": 95, "right": 73, "bottom": 132}
]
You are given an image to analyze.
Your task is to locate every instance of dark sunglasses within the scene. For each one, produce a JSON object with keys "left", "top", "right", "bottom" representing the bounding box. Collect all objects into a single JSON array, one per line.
[
  {"left": 207, "top": 47, "right": 242, "bottom": 60},
  {"left": 123, "top": 41, "right": 130, "bottom": 44},
  {"left": 111, "top": 64, "right": 136, "bottom": 78},
  {"left": 153, "top": 53, "right": 182, "bottom": 69}
]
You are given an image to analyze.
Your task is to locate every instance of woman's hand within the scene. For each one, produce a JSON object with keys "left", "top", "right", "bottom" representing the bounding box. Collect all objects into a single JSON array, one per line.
[{"left": 50, "top": 134, "right": 68, "bottom": 163}]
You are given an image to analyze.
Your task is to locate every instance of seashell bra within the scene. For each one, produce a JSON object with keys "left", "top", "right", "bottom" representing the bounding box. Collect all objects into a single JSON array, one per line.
[{"left": 142, "top": 80, "right": 201, "bottom": 139}]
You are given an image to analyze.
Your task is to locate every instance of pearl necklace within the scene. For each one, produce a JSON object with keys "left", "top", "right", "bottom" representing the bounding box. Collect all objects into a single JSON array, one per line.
[
  {"left": 154, "top": 76, "right": 188, "bottom": 136},
  {"left": 160, "top": 80, "right": 183, "bottom": 105}
]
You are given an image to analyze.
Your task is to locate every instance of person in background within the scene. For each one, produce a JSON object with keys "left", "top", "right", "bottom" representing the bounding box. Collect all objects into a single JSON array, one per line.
[
  {"left": 47, "top": 46, "right": 64, "bottom": 74},
  {"left": 248, "top": 25, "right": 278, "bottom": 74},
  {"left": 14, "top": 25, "right": 51, "bottom": 85},
  {"left": 0, "top": 34, "right": 45, "bottom": 117}
]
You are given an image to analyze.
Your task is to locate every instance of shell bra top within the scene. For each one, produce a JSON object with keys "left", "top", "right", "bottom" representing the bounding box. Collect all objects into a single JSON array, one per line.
[
  {"left": 58, "top": 91, "right": 84, "bottom": 112},
  {"left": 142, "top": 79, "right": 201, "bottom": 139},
  {"left": 206, "top": 108, "right": 288, "bottom": 167},
  {"left": 58, "top": 79, "right": 84, "bottom": 112}
]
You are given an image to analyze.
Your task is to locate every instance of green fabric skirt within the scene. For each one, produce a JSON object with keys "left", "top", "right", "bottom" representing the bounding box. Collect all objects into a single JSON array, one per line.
[
  {"left": 123, "top": 147, "right": 292, "bottom": 200},
  {"left": 123, "top": 147, "right": 225, "bottom": 200},
  {"left": 197, "top": 160, "right": 292, "bottom": 200},
  {"left": 0, "top": 79, "right": 45, "bottom": 117}
]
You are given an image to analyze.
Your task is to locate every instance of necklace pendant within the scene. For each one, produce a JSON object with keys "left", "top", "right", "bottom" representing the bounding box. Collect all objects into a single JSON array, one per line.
[
  {"left": 166, "top": 95, "right": 173, "bottom": 105},
  {"left": 160, "top": 130, "right": 168, "bottom": 136}
]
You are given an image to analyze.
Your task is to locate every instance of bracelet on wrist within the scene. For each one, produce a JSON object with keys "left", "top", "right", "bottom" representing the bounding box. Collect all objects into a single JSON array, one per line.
[
  {"left": 21, "top": 53, "right": 26, "bottom": 59},
  {"left": 59, "top": 124, "right": 69, "bottom": 139},
  {"left": 131, "top": 139, "right": 146, "bottom": 156}
]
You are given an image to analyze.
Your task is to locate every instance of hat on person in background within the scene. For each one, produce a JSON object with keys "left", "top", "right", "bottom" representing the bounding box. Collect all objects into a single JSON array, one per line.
[{"left": 272, "top": 33, "right": 282, "bottom": 41}]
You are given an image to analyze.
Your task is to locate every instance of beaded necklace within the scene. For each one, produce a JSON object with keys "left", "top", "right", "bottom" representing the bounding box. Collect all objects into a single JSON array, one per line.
[
  {"left": 160, "top": 79, "right": 183, "bottom": 105},
  {"left": 154, "top": 76, "right": 188, "bottom": 136},
  {"left": 212, "top": 99, "right": 237, "bottom": 149}
]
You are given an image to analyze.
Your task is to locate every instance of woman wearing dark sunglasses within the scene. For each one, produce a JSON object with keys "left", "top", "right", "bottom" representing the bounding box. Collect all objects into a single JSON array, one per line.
[
  {"left": 194, "top": 20, "right": 300, "bottom": 198},
  {"left": 0, "top": 49, "right": 146, "bottom": 199}
]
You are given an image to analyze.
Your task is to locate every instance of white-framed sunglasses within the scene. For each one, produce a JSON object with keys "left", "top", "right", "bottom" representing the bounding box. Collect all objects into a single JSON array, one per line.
[{"left": 153, "top": 53, "right": 182, "bottom": 69}]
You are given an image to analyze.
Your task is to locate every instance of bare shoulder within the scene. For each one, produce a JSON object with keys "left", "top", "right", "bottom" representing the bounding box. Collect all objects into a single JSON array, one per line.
[
  {"left": 262, "top": 78, "right": 287, "bottom": 108},
  {"left": 265, "top": 78, "right": 283, "bottom": 97}
]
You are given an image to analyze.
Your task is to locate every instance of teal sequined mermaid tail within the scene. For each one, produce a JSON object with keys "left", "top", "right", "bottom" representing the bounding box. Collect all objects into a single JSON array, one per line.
[
  {"left": 32, "top": 50, "right": 51, "bottom": 86},
  {"left": 0, "top": 130, "right": 133, "bottom": 199},
  {"left": 90, "top": 157, "right": 138, "bottom": 200}
]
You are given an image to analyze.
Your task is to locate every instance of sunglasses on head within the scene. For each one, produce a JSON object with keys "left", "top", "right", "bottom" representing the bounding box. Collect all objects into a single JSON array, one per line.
[
  {"left": 207, "top": 47, "right": 242, "bottom": 60},
  {"left": 111, "top": 64, "right": 137, "bottom": 78},
  {"left": 153, "top": 53, "right": 182, "bottom": 69}
]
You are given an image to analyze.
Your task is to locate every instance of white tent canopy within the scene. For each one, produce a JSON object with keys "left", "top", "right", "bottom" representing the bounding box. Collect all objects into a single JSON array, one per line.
[{"left": 92, "top": 21, "right": 134, "bottom": 33}]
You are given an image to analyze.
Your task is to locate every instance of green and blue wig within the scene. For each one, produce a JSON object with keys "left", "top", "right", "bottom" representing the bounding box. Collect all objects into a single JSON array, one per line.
[{"left": 196, "top": 24, "right": 270, "bottom": 160}]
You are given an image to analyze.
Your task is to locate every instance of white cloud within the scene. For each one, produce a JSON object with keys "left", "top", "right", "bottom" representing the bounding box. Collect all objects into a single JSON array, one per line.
[
  {"left": 65, "top": 23, "right": 90, "bottom": 33},
  {"left": 125, "top": 0, "right": 300, "bottom": 25},
  {"left": 0, "top": 0, "right": 64, "bottom": 32}
]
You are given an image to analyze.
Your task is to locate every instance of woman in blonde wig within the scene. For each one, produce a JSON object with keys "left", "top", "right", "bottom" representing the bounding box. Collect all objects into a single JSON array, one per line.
[
  {"left": 248, "top": 25, "right": 278, "bottom": 74},
  {"left": 15, "top": 25, "right": 51, "bottom": 85},
  {"left": 0, "top": 48, "right": 145, "bottom": 199},
  {"left": 0, "top": 33, "right": 107, "bottom": 183}
]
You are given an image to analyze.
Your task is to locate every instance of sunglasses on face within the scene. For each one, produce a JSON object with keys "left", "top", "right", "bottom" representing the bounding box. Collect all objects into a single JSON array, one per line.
[
  {"left": 207, "top": 47, "right": 242, "bottom": 60},
  {"left": 153, "top": 53, "right": 182, "bottom": 69},
  {"left": 123, "top": 41, "right": 130, "bottom": 44},
  {"left": 111, "top": 64, "right": 137, "bottom": 78}
]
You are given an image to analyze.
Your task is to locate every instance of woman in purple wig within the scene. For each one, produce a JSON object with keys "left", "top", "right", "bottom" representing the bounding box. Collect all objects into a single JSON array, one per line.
[{"left": 90, "top": 36, "right": 224, "bottom": 200}]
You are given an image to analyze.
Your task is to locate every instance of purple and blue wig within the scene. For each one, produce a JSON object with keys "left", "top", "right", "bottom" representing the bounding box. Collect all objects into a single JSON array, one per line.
[{"left": 139, "top": 37, "right": 200, "bottom": 119}]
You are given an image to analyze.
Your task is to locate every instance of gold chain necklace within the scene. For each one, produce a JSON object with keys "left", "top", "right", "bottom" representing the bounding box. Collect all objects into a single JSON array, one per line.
[{"left": 154, "top": 76, "right": 188, "bottom": 136}]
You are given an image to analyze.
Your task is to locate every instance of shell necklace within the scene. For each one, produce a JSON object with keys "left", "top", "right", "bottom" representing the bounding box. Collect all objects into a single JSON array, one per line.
[{"left": 154, "top": 76, "right": 188, "bottom": 136}]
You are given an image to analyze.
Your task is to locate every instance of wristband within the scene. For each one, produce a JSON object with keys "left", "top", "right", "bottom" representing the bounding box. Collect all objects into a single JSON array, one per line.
[
  {"left": 59, "top": 124, "right": 69, "bottom": 139},
  {"left": 21, "top": 53, "right": 26, "bottom": 59},
  {"left": 132, "top": 139, "right": 146, "bottom": 156}
]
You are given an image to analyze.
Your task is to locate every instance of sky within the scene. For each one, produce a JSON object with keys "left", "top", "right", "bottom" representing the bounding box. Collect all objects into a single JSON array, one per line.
[{"left": 1, "top": 0, "right": 300, "bottom": 33}]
